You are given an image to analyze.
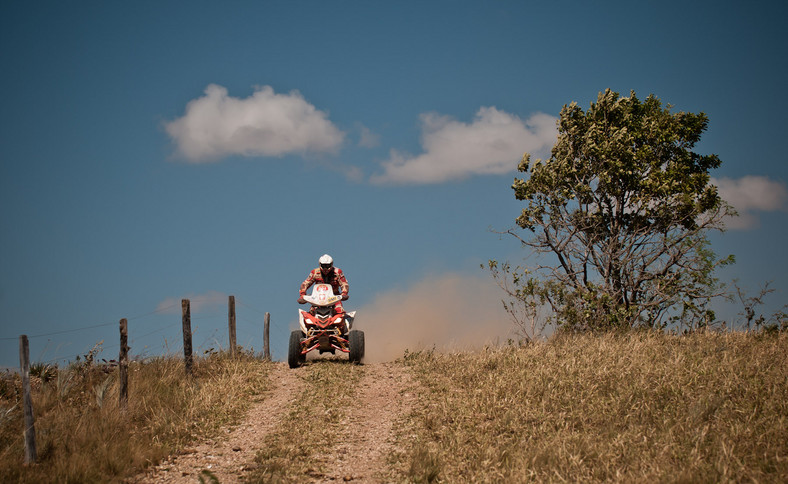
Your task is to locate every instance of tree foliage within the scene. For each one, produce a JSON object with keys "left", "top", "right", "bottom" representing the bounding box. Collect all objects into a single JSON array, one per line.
[{"left": 494, "top": 89, "right": 734, "bottom": 331}]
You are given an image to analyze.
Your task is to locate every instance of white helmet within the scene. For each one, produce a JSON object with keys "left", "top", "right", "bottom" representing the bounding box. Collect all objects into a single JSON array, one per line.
[{"left": 319, "top": 254, "right": 334, "bottom": 271}]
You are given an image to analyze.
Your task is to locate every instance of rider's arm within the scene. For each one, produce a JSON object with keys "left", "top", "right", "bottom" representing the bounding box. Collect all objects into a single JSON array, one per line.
[
  {"left": 300, "top": 270, "right": 317, "bottom": 296},
  {"left": 336, "top": 269, "right": 349, "bottom": 298}
]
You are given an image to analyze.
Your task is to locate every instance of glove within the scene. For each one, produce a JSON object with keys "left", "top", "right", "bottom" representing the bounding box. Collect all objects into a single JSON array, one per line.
[
  {"left": 297, "top": 296, "right": 307, "bottom": 304},
  {"left": 341, "top": 293, "right": 349, "bottom": 301}
]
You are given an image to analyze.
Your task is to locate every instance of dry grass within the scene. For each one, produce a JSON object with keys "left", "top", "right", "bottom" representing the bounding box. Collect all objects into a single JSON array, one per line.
[
  {"left": 0, "top": 349, "right": 270, "bottom": 483},
  {"left": 396, "top": 331, "right": 788, "bottom": 483},
  {"left": 3, "top": 332, "right": 785, "bottom": 483},
  {"left": 247, "top": 358, "right": 364, "bottom": 483}
]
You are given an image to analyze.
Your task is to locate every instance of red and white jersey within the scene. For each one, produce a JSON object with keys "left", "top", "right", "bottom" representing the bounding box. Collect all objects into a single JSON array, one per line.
[{"left": 299, "top": 267, "right": 349, "bottom": 298}]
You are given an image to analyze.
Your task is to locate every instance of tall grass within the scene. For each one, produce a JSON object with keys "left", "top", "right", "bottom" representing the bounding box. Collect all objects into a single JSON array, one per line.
[
  {"left": 397, "top": 331, "right": 788, "bottom": 483},
  {"left": 0, "top": 349, "right": 270, "bottom": 483}
]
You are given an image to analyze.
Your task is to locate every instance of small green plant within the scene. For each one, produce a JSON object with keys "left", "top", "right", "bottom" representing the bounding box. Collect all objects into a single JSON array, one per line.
[
  {"left": 198, "top": 469, "right": 220, "bottom": 483},
  {"left": 29, "top": 363, "right": 57, "bottom": 384}
]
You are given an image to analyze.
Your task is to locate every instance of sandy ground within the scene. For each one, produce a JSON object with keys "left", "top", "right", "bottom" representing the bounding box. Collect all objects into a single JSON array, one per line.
[
  {"left": 132, "top": 361, "right": 414, "bottom": 483},
  {"left": 314, "top": 362, "right": 415, "bottom": 483}
]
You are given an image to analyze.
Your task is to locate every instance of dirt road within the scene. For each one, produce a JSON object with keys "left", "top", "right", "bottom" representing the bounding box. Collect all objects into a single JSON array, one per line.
[
  {"left": 317, "top": 362, "right": 415, "bottom": 482},
  {"left": 133, "top": 361, "right": 414, "bottom": 483}
]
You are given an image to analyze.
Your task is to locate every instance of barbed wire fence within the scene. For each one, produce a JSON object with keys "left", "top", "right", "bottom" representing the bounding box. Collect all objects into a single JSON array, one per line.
[
  {"left": 2, "top": 294, "right": 283, "bottom": 368},
  {"left": 5, "top": 294, "right": 283, "bottom": 464}
]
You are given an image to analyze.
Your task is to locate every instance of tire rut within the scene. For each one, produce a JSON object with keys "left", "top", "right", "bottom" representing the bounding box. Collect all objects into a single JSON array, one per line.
[
  {"left": 313, "top": 362, "right": 416, "bottom": 483},
  {"left": 131, "top": 363, "right": 303, "bottom": 484},
  {"left": 130, "top": 361, "right": 415, "bottom": 483}
]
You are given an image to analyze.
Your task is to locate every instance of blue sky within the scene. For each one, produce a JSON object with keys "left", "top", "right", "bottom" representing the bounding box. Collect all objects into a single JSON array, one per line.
[{"left": 2, "top": 1, "right": 787, "bottom": 367}]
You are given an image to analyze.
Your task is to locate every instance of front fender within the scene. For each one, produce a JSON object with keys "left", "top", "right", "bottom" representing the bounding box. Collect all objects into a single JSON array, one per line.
[
  {"left": 345, "top": 310, "right": 356, "bottom": 331},
  {"left": 298, "top": 309, "right": 308, "bottom": 334}
]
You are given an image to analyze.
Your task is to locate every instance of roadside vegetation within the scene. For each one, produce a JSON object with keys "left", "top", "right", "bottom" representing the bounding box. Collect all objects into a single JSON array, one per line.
[
  {"left": 395, "top": 330, "right": 788, "bottom": 483},
  {"left": 0, "top": 347, "right": 269, "bottom": 483}
]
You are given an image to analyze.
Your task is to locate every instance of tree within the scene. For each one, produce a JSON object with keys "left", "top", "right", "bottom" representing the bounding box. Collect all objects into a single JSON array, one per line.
[
  {"left": 734, "top": 281, "right": 788, "bottom": 332},
  {"left": 494, "top": 89, "right": 734, "bottom": 331}
]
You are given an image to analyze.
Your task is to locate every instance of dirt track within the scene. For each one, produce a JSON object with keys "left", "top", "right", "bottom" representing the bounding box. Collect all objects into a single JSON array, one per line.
[
  {"left": 317, "top": 362, "right": 415, "bottom": 482},
  {"left": 133, "top": 362, "right": 414, "bottom": 483}
]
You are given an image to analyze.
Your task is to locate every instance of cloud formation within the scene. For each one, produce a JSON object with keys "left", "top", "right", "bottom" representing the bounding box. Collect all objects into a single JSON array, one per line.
[
  {"left": 165, "top": 84, "right": 344, "bottom": 162},
  {"left": 371, "top": 107, "right": 557, "bottom": 184},
  {"left": 712, "top": 176, "right": 788, "bottom": 229},
  {"left": 357, "top": 123, "right": 380, "bottom": 148},
  {"left": 354, "top": 273, "right": 515, "bottom": 363}
]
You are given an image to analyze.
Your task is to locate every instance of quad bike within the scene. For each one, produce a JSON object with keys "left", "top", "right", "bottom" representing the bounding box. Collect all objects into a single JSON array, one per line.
[{"left": 288, "top": 283, "right": 364, "bottom": 368}]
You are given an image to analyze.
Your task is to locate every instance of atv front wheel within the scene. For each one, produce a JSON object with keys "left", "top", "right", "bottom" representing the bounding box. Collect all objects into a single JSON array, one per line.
[
  {"left": 288, "top": 331, "right": 305, "bottom": 368},
  {"left": 348, "top": 329, "right": 365, "bottom": 364}
]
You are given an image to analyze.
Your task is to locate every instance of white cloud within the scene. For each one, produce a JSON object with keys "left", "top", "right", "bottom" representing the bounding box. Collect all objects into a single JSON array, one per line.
[
  {"left": 357, "top": 123, "right": 380, "bottom": 148},
  {"left": 370, "top": 107, "right": 557, "bottom": 184},
  {"left": 156, "top": 290, "right": 228, "bottom": 314},
  {"left": 713, "top": 176, "right": 788, "bottom": 229},
  {"left": 165, "top": 84, "right": 345, "bottom": 162}
]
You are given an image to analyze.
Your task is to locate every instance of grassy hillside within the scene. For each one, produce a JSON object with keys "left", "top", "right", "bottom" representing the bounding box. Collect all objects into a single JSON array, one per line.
[
  {"left": 1, "top": 332, "right": 786, "bottom": 483},
  {"left": 0, "top": 350, "right": 270, "bottom": 483},
  {"left": 394, "top": 331, "right": 788, "bottom": 483}
]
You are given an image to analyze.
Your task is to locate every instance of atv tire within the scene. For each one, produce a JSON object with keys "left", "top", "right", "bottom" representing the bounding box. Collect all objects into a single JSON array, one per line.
[
  {"left": 288, "top": 331, "right": 305, "bottom": 368},
  {"left": 348, "top": 329, "right": 365, "bottom": 364}
]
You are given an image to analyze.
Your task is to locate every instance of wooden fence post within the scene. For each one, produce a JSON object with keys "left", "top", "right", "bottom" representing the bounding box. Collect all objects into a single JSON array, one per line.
[
  {"left": 182, "top": 299, "right": 193, "bottom": 377},
  {"left": 119, "top": 318, "right": 129, "bottom": 408},
  {"left": 264, "top": 312, "right": 271, "bottom": 361},
  {"left": 228, "top": 295, "right": 236, "bottom": 357},
  {"left": 19, "top": 335, "right": 37, "bottom": 464}
]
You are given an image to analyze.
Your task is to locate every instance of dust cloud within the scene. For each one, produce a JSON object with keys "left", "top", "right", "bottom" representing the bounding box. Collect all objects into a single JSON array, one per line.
[{"left": 352, "top": 273, "right": 516, "bottom": 363}]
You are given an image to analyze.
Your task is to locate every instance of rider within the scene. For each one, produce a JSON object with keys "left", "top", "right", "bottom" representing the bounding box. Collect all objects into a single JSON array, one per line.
[{"left": 299, "top": 254, "right": 349, "bottom": 315}]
